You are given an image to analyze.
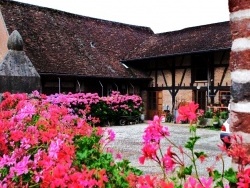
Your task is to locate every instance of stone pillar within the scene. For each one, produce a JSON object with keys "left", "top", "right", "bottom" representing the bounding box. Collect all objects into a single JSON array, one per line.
[
  {"left": 0, "top": 30, "right": 41, "bottom": 93},
  {"left": 229, "top": 1, "right": 250, "bottom": 153}
]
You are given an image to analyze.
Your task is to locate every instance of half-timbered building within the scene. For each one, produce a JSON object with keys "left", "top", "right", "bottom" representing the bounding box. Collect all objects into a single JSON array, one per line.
[{"left": 123, "top": 22, "right": 232, "bottom": 119}]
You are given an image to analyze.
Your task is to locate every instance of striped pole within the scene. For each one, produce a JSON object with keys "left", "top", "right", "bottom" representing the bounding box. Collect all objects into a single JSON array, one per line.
[{"left": 229, "top": 0, "right": 250, "bottom": 154}]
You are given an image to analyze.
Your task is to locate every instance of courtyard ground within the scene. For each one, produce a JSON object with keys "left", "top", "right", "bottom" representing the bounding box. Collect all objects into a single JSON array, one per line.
[{"left": 107, "top": 122, "right": 232, "bottom": 177}]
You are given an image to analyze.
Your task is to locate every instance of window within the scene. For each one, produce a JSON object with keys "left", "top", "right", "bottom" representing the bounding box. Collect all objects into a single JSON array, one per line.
[{"left": 219, "top": 91, "right": 231, "bottom": 107}]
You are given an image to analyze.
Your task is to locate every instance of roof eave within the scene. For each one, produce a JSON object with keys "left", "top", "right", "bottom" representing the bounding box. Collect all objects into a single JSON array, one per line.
[{"left": 122, "top": 47, "right": 231, "bottom": 63}]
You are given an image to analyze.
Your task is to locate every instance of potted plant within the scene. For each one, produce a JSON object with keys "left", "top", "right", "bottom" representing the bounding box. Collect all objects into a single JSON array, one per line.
[
  {"left": 212, "top": 115, "right": 220, "bottom": 128},
  {"left": 203, "top": 110, "right": 213, "bottom": 126}
]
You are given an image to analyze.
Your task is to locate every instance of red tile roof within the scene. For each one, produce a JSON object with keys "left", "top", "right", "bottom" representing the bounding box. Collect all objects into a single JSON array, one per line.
[
  {"left": 0, "top": 1, "right": 232, "bottom": 79},
  {"left": 125, "top": 21, "right": 232, "bottom": 61},
  {"left": 0, "top": 0, "right": 153, "bottom": 78}
]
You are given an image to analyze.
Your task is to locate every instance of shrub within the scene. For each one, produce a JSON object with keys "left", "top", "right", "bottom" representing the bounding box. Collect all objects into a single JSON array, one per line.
[{"left": 46, "top": 91, "right": 143, "bottom": 125}]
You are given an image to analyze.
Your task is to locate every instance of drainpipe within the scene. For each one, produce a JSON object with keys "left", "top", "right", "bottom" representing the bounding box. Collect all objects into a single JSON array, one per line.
[
  {"left": 130, "top": 83, "right": 134, "bottom": 94},
  {"left": 99, "top": 81, "right": 103, "bottom": 97},
  {"left": 58, "top": 77, "right": 61, "bottom": 94},
  {"left": 77, "top": 80, "right": 81, "bottom": 93}
]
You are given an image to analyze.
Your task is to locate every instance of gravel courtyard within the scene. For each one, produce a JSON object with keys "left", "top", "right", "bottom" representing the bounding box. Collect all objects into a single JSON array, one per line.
[{"left": 107, "top": 122, "right": 232, "bottom": 177}]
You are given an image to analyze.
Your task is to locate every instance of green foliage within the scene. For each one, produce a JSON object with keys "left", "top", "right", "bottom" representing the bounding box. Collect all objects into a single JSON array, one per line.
[
  {"left": 224, "top": 168, "right": 237, "bottom": 183},
  {"left": 90, "top": 101, "right": 115, "bottom": 124},
  {"left": 204, "top": 111, "right": 213, "bottom": 118},
  {"left": 73, "top": 134, "right": 142, "bottom": 187},
  {"left": 185, "top": 136, "right": 200, "bottom": 150},
  {"left": 0, "top": 167, "right": 9, "bottom": 180},
  {"left": 220, "top": 111, "right": 229, "bottom": 120},
  {"left": 212, "top": 115, "right": 220, "bottom": 123},
  {"left": 183, "top": 165, "right": 193, "bottom": 176}
]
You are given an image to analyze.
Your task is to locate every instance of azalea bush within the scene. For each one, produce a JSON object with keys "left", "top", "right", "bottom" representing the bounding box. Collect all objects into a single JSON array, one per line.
[
  {"left": 0, "top": 91, "right": 142, "bottom": 187},
  {"left": 136, "top": 101, "right": 250, "bottom": 187},
  {"left": 47, "top": 91, "right": 143, "bottom": 125}
]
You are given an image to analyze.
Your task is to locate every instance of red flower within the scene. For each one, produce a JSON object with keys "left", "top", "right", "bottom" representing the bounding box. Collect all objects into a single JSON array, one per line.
[
  {"left": 139, "top": 143, "right": 158, "bottom": 164},
  {"left": 237, "top": 168, "right": 250, "bottom": 188},
  {"left": 177, "top": 102, "right": 199, "bottom": 123}
]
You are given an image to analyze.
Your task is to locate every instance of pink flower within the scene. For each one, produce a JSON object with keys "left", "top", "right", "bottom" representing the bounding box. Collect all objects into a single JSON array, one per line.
[
  {"left": 115, "top": 153, "right": 122, "bottom": 159},
  {"left": 177, "top": 102, "right": 199, "bottom": 123},
  {"left": 34, "top": 170, "right": 44, "bottom": 183},
  {"left": 184, "top": 177, "right": 199, "bottom": 188},
  {"left": 20, "top": 137, "right": 31, "bottom": 149},
  {"left": 162, "top": 146, "right": 175, "bottom": 172},
  {"left": 107, "top": 129, "right": 115, "bottom": 141},
  {"left": 143, "top": 115, "right": 170, "bottom": 144},
  {"left": 48, "top": 138, "right": 64, "bottom": 159},
  {"left": 237, "top": 168, "right": 250, "bottom": 188},
  {"left": 184, "top": 176, "right": 213, "bottom": 188},
  {"left": 10, "top": 155, "right": 30, "bottom": 176},
  {"left": 139, "top": 143, "right": 158, "bottom": 164},
  {"left": 200, "top": 177, "right": 213, "bottom": 187},
  {"left": 15, "top": 103, "right": 36, "bottom": 121},
  {"left": 0, "top": 154, "right": 16, "bottom": 168}
]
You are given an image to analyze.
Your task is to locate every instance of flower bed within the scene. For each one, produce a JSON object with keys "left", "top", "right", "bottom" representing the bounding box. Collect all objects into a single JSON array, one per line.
[
  {"left": 0, "top": 91, "right": 142, "bottom": 187},
  {"left": 0, "top": 92, "right": 249, "bottom": 187}
]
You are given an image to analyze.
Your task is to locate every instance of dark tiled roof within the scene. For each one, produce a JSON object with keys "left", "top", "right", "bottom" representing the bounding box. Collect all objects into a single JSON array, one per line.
[
  {"left": 0, "top": 0, "right": 153, "bottom": 78},
  {"left": 125, "top": 21, "right": 232, "bottom": 61}
]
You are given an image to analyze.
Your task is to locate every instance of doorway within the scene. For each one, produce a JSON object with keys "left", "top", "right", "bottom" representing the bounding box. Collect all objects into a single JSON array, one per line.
[
  {"left": 195, "top": 90, "right": 206, "bottom": 110},
  {"left": 147, "top": 91, "right": 163, "bottom": 120}
]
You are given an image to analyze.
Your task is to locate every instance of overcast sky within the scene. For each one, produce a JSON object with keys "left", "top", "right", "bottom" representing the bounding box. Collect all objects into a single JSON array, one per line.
[{"left": 15, "top": 0, "right": 230, "bottom": 33}]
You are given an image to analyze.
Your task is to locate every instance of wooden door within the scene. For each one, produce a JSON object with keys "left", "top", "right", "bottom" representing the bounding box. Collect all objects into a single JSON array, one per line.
[
  {"left": 147, "top": 91, "right": 163, "bottom": 120},
  {"left": 195, "top": 90, "right": 206, "bottom": 110}
]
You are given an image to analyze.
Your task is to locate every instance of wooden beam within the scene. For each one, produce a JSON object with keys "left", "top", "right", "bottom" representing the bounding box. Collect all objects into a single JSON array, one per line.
[
  {"left": 155, "top": 62, "right": 158, "bottom": 87},
  {"left": 214, "top": 65, "right": 229, "bottom": 96},
  {"left": 171, "top": 59, "right": 176, "bottom": 112},
  {"left": 139, "top": 64, "right": 228, "bottom": 72},
  {"left": 147, "top": 85, "right": 230, "bottom": 91},
  {"left": 175, "top": 56, "right": 187, "bottom": 95},
  {"left": 161, "top": 70, "right": 167, "bottom": 86}
]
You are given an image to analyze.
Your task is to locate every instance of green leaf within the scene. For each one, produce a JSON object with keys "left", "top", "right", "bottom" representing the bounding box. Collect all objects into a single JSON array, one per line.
[
  {"left": 194, "top": 151, "right": 207, "bottom": 159},
  {"left": 215, "top": 180, "right": 224, "bottom": 188},
  {"left": 184, "top": 165, "right": 193, "bottom": 175},
  {"left": 0, "top": 167, "right": 9, "bottom": 179},
  {"left": 189, "top": 125, "right": 197, "bottom": 132},
  {"left": 184, "top": 136, "right": 200, "bottom": 150},
  {"left": 212, "top": 170, "right": 222, "bottom": 181},
  {"left": 224, "top": 168, "right": 237, "bottom": 183}
]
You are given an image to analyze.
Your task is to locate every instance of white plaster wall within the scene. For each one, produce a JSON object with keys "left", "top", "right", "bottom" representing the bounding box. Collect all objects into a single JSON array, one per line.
[
  {"left": 175, "top": 69, "right": 191, "bottom": 86},
  {"left": 214, "top": 68, "right": 231, "bottom": 86},
  {"left": 175, "top": 90, "right": 193, "bottom": 107},
  {"left": 162, "top": 90, "right": 172, "bottom": 110},
  {"left": 157, "top": 70, "right": 172, "bottom": 86}
]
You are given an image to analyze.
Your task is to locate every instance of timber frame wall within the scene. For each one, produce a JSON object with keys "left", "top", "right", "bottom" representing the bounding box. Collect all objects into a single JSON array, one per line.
[{"left": 124, "top": 49, "right": 231, "bottom": 119}]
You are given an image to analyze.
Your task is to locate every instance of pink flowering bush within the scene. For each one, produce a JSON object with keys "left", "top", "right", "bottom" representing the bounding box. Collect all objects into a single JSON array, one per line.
[
  {"left": 46, "top": 91, "right": 143, "bottom": 125},
  {"left": 0, "top": 91, "right": 142, "bottom": 187}
]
